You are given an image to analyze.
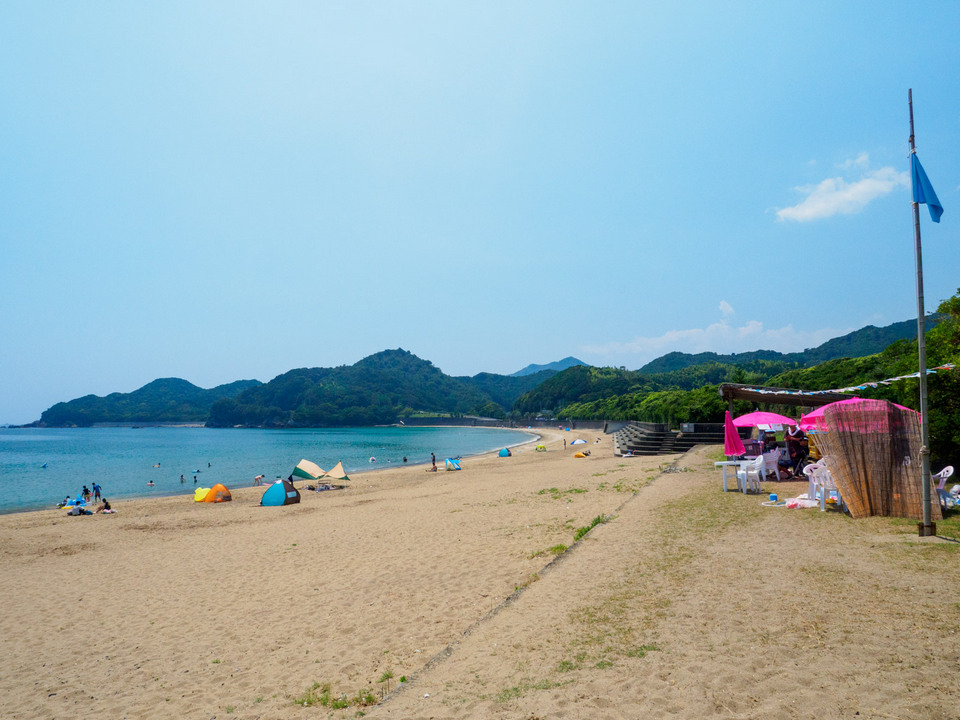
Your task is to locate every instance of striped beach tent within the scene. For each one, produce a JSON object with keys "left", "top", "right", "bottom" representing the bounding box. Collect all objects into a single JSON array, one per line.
[{"left": 292, "top": 459, "right": 325, "bottom": 480}]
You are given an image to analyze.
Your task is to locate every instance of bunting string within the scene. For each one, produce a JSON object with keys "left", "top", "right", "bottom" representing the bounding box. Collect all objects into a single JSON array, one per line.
[{"left": 738, "top": 363, "right": 957, "bottom": 398}]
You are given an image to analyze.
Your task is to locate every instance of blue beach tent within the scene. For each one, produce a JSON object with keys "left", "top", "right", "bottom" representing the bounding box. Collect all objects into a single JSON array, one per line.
[
  {"left": 498, "top": 448, "right": 512, "bottom": 457},
  {"left": 260, "top": 479, "right": 301, "bottom": 506},
  {"left": 445, "top": 458, "right": 461, "bottom": 471}
]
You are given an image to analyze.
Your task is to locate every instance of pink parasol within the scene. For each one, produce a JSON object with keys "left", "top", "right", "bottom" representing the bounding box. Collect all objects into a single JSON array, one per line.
[
  {"left": 799, "top": 397, "right": 917, "bottom": 430},
  {"left": 732, "top": 410, "right": 797, "bottom": 428},
  {"left": 723, "top": 410, "right": 746, "bottom": 457}
]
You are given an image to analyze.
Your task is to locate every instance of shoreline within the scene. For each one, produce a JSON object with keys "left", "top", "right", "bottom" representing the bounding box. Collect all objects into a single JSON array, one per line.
[{"left": 0, "top": 425, "right": 541, "bottom": 517}]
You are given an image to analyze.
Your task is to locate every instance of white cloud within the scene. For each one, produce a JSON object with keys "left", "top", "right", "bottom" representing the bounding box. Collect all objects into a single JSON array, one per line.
[
  {"left": 840, "top": 152, "right": 870, "bottom": 169},
  {"left": 719, "top": 300, "right": 734, "bottom": 318},
  {"left": 581, "top": 319, "right": 849, "bottom": 368},
  {"left": 776, "top": 166, "right": 908, "bottom": 222}
]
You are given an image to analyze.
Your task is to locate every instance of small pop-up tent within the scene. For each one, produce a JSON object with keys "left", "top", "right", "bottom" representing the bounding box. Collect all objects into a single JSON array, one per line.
[
  {"left": 292, "top": 459, "right": 325, "bottom": 481},
  {"left": 324, "top": 461, "right": 350, "bottom": 482},
  {"left": 261, "top": 479, "right": 301, "bottom": 506},
  {"left": 498, "top": 448, "right": 511, "bottom": 457},
  {"left": 573, "top": 451, "right": 588, "bottom": 458},
  {"left": 445, "top": 458, "right": 461, "bottom": 471},
  {"left": 202, "top": 484, "right": 232, "bottom": 502},
  {"left": 194, "top": 487, "right": 210, "bottom": 502},
  {"left": 535, "top": 444, "right": 546, "bottom": 452}
]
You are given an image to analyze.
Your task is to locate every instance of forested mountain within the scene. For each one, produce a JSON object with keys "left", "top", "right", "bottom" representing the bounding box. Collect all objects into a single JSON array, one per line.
[
  {"left": 31, "top": 351, "right": 558, "bottom": 428},
  {"left": 36, "top": 378, "right": 262, "bottom": 427},
  {"left": 521, "top": 314, "right": 943, "bottom": 426},
  {"left": 512, "top": 360, "right": 797, "bottom": 417},
  {"left": 639, "top": 317, "right": 937, "bottom": 373},
  {"left": 511, "top": 356, "right": 588, "bottom": 377},
  {"left": 205, "top": 349, "right": 552, "bottom": 428},
  {"left": 31, "top": 311, "right": 954, "bottom": 443},
  {"left": 457, "top": 370, "right": 556, "bottom": 413},
  {"left": 208, "top": 350, "right": 479, "bottom": 427}
]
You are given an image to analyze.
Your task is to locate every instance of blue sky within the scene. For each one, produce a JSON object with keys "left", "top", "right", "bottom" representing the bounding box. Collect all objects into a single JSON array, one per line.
[{"left": 2, "top": 1, "right": 958, "bottom": 424}]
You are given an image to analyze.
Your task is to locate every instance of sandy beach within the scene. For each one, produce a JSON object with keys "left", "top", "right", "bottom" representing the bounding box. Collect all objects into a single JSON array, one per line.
[{"left": 2, "top": 428, "right": 957, "bottom": 720}]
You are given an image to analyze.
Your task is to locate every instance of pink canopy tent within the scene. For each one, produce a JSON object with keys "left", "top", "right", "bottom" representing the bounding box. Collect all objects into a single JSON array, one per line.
[
  {"left": 723, "top": 411, "right": 746, "bottom": 457},
  {"left": 732, "top": 411, "right": 797, "bottom": 428},
  {"left": 799, "top": 397, "right": 917, "bottom": 430}
]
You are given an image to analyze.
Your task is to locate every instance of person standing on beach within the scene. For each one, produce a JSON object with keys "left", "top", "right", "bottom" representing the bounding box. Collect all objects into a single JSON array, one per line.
[
  {"left": 431, "top": 452, "right": 436, "bottom": 472},
  {"left": 92, "top": 483, "right": 101, "bottom": 502}
]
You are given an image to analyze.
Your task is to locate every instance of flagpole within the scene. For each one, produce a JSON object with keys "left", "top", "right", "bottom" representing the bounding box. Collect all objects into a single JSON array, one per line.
[{"left": 908, "top": 88, "right": 935, "bottom": 537}]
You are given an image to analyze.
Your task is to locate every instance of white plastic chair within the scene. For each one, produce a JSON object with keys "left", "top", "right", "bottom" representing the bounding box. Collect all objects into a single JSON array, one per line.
[
  {"left": 802, "top": 460, "right": 824, "bottom": 500},
  {"left": 736, "top": 455, "right": 764, "bottom": 494},
  {"left": 812, "top": 457, "right": 843, "bottom": 512},
  {"left": 762, "top": 449, "right": 782, "bottom": 481},
  {"left": 934, "top": 465, "right": 954, "bottom": 491},
  {"left": 934, "top": 466, "right": 955, "bottom": 510}
]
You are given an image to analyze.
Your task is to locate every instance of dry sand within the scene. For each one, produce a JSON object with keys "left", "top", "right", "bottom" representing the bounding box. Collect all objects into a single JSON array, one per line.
[{"left": 1, "top": 429, "right": 957, "bottom": 720}]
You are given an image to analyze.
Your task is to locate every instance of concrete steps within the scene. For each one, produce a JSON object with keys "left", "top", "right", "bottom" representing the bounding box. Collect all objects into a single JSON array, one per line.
[{"left": 614, "top": 422, "right": 727, "bottom": 456}]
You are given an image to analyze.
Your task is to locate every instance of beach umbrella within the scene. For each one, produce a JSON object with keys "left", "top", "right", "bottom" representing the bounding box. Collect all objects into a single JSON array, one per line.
[
  {"left": 799, "top": 397, "right": 917, "bottom": 431},
  {"left": 723, "top": 411, "right": 746, "bottom": 457},
  {"left": 732, "top": 411, "right": 797, "bottom": 428}
]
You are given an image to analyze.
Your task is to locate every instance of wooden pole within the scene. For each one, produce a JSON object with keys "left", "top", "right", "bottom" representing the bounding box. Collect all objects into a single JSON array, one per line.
[{"left": 909, "top": 89, "right": 935, "bottom": 537}]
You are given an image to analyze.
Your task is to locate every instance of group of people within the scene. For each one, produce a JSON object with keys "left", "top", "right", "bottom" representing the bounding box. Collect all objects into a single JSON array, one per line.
[{"left": 60, "top": 483, "right": 114, "bottom": 515}]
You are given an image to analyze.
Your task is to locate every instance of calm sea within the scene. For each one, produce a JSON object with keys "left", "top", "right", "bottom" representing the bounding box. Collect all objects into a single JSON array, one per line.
[{"left": 0, "top": 426, "right": 537, "bottom": 514}]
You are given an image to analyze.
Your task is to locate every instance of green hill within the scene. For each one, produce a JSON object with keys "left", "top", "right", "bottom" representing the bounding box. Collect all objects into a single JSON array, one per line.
[
  {"left": 638, "top": 317, "right": 937, "bottom": 373},
  {"left": 457, "top": 370, "right": 556, "bottom": 414},
  {"left": 37, "top": 378, "right": 262, "bottom": 427},
  {"left": 511, "top": 356, "right": 588, "bottom": 377},
  {"left": 206, "top": 349, "right": 535, "bottom": 428},
  {"left": 32, "top": 312, "right": 954, "bottom": 439}
]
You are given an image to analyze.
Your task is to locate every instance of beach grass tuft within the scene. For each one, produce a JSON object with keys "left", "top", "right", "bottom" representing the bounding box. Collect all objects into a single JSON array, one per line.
[
  {"left": 626, "top": 643, "right": 660, "bottom": 658},
  {"left": 538, "top": 487, "right": 588, "bottom": 500},
  {"left": 293, "top": 682, "right": 350, "bottom": 709},
  {"left": 528, "top": 543, "right": 568, "bottom": 559},
  {"left": 353, "top": 688, "right": 377, "bottom": 706},
  {"left": 493, "top": 678, "right": 563, "bottom": 703},
  {"left": 573, "top": 514, "right": 611, "bottom": 542}
]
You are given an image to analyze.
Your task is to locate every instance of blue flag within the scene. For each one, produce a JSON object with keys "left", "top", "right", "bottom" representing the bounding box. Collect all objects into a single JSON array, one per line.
[{"left": 911, "top": 152, "right": 943, "bottom": 223}]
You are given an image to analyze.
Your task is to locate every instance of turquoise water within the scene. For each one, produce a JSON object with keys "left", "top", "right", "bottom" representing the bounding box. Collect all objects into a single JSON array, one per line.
[{"left": 0, "top": 426, "right": 537, "bottom": 514}]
